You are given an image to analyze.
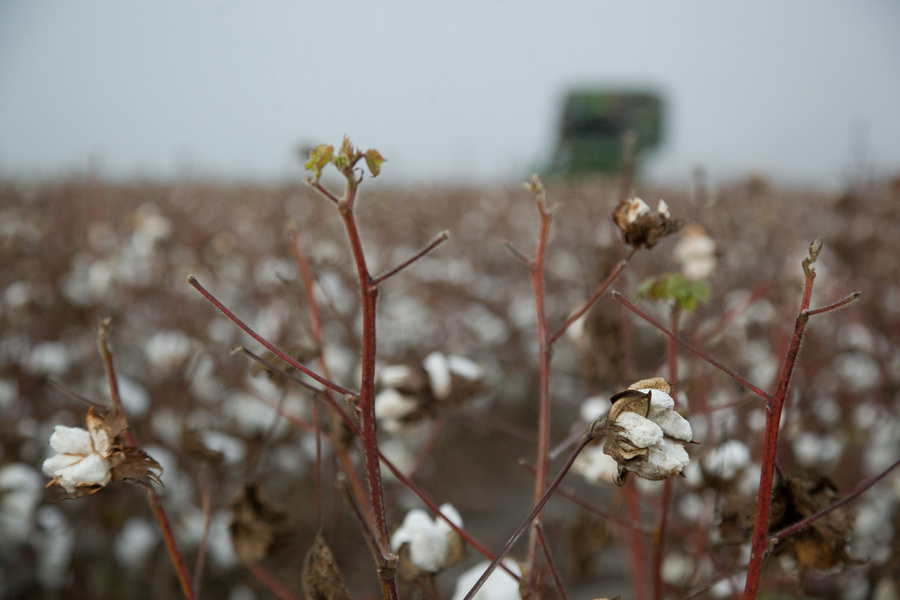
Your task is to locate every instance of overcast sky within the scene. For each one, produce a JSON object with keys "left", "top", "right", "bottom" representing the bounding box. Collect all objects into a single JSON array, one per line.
[{"left": 1, "top": 1, "right": 898, "bottom": 185}]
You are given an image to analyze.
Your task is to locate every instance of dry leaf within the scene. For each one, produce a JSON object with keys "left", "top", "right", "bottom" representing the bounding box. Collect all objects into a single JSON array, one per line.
[
  {"left": 301, "top": 535, "right": 354, "bottom": 600},
  {"left": 229, "top": 484, "right": 291, "bottom": 565},
  {"left": 769, "top": 472, "right": 859, "bottom": 572},
  {"left": 110, "top": 446, "right": 164, "bottom": 490}
]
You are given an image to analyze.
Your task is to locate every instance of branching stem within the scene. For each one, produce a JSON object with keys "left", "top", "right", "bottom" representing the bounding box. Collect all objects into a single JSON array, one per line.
[{"left": 97, "top": 320, "right": 196, "bottom": 600}]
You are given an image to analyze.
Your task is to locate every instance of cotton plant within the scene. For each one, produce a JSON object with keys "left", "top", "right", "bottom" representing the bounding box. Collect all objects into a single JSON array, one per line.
[
  {"left": 390, "top": 503, "right": 465, "bottom": 578},
  {"left": 42, "top": 406, "right": 162, "bottom": 498},
  {"left": 594, "top": 377, "right": 694, "bottom": 486},
  {"left": 374, "top": 351, "right": 486, "bottom": 436}
]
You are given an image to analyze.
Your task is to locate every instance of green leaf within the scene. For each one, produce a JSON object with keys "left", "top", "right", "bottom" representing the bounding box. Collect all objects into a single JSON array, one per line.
[
  {"left": 364, "top": 149, "right": 386, "bottom": 178},
  {"left": 634, "top": 273, "right": 712, "bottom": 313},
  {"left": 691, "top": 280, "right": 712, "bottom": 305},
  {"left": 333, "top": 136, "right": 355, "bottom": 172},
  {"left": 304, "top": 144, "right": 333, "bottom": 181}
]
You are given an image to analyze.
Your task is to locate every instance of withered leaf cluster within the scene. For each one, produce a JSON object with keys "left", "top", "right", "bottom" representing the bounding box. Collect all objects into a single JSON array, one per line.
[
  {"left": 229, "top": 483, "right": 292, "bottom": 565},
  {"left": 769, "top": 471, "right": 860, "bottom": 572}
]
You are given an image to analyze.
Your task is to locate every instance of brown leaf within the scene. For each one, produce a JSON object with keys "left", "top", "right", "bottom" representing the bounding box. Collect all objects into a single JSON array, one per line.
[
  {"left": 603, "top": 388, "right": 658, "bottom": 486},
  {"left": 769, "top": 472, "right": 858, "bottom": 572},
  {"left": 607, "top": 389, "right": 651, "bottom": 422},
  {"left": 110, "top": 446, "right": 164, "bottom": 490},
  {"left": 627, "top": 377, "right": 673, "bottom": 394},
  {"left": 229, "top": 484, "right": 292, "bottom": 565},
  {"left": 301, "top": 535, "right": 353, "bottom": 600}
]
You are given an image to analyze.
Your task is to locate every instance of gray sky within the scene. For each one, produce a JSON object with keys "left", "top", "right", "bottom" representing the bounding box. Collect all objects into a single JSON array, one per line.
[{"left": 1, "top": 0, "right": 898, "bottom": 185}]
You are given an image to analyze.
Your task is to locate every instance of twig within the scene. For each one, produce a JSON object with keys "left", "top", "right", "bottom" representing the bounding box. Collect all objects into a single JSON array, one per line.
[
  {"left": 548, "top": 251, "right": 635, "bottom": 345},
  {"left": 772, "top": 454, "right": 900, "bottom": 542},
  {"left": 652, "top": 305, "right": 681, "bottom": 600},
  {"left": 613, "top": 291, "right": 772, "bottom": 401},
  {"left": 97, "top": 319, "right": 196, "bottom": 600},
  {"left": 189, "top": 276, "right": 356, "bottom": 399},
  {"left": 193, "top": 476, "right": 212, "bottom": 597},
  {"left": 373, "top": 230, "right": 450, "bottom": 285},
  {"left": 463, "top": 431, "right": 599, "bottom": 600},
  {"left": 741, "top": 239, "right": 850, "bottom": 599},
  {"left": 524, "top": 174, "right": 555, "bottom": 593},
  {"left": 519, "top": 461, "right": 651, "bottom": 534},
  {"left": 503, "top": 240, "right": 534, "bottom": 267},
  {"left": 536, "top": 524, "right": 568, "bottom": 600},
  {"left": 249, "top": 563, "right": 300, "bottom": 600}
]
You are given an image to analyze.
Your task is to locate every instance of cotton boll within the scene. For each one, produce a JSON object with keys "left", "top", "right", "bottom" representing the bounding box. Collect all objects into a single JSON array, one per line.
[
  {"left": 391, "top": 508, "right": 460, "bottom": 573},
  {"left": 616, "top": 412, "right": 664, "bottom": 449},
  {"left": 143, "top": 330, "right": 194, "bottom": 375},
  {"left": 702, "top": 440, "right": 751, "bottom": 481},
  {"left": 579, "top": 395, "right": 610, "bottom": 423},
  {"left": 448, "top": 355, "right": 486, "bottom": 381},
  {"left": 423, "top": 352, "right": 452, "bottom": 400},
  {"left": 573, "top": 444, "right": 619, "bottom": 485},
  {"left": 378, "top": 365, "right": 417, "bottom": 389},
  {"left": 451, "top": 560, "right": 522, "bottom": 600},
  {"left": 652, "top": 409, "right": 693, "bottom": 442}
]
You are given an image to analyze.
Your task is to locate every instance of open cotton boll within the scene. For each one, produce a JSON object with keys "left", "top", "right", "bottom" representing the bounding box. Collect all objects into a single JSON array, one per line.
[
  {"left": 451, "top": 560, "right": 522, "bottom": 600},
  {"left": 652, "top": 409, "right": 694, "bottom": 442},
  {"left": 447, "top": 355, "right": 486, "bottom": 381},
  {"left": 637, "top": 439, "right": 691, "bottom": 481},
  {"left": 375, "top": 388, "right": 419, "bottom": 420},
  {"left": 702, "top": 440, "right": 751, "bottom": 481},
  {"left": 423, "top": 351, "right": 452, "bottom": 400},
  {"left": 391, "top": 504, "right": 463, "bottom": 574},
  {"left": 616, "top": 411, "right": 664, "bottom": 448}
]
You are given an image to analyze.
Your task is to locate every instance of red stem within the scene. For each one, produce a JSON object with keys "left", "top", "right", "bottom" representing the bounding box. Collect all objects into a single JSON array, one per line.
[
  {"left": 332, "top": 180, "right": 397, "bottom": 600},
  {"left": 463, "top": 432, "right": 599, "bottom": 600},
  {"left": 97, "top": 320, "right": 196, "bottom": 600},
  {"left": 249, "top": 563, "right": 300, "bottom": 600},
  {"left": 652, "top": 305, "right": 681, "bottom": 600},
  {"left": 537, "top": 524, "right": 568, "bottom": 600},
  {"left": 548, "top": 249, "right": 635, "bottom": 345},
  {"left": 742, "top": 245, "right": 818, "bottom": 599},
  {"left": 613, "top": 291, "right": 772, "bottom": 401},
  {"left": 626, "top": 485, "right": 650, "bottom": 600},
  {"left": 525, "top": 190, "right": 553, "bottom": 591},
  {"left": 188, "top": 276, "right": 356, "bottom": 398}
]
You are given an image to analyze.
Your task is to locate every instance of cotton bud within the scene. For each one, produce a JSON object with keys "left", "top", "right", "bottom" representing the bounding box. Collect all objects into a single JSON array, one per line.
[
  {"left": 391, "top": 503, "right": 465, "bottom": 577},
  {"left": 613, "top": 197, "right": 680, "bottom": 249},
  {"left": 599, "top": 378, "right": 693, "bottom": 485},
  {"left": 674, "top": 224, "right": 716, "bottom": 280}
]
